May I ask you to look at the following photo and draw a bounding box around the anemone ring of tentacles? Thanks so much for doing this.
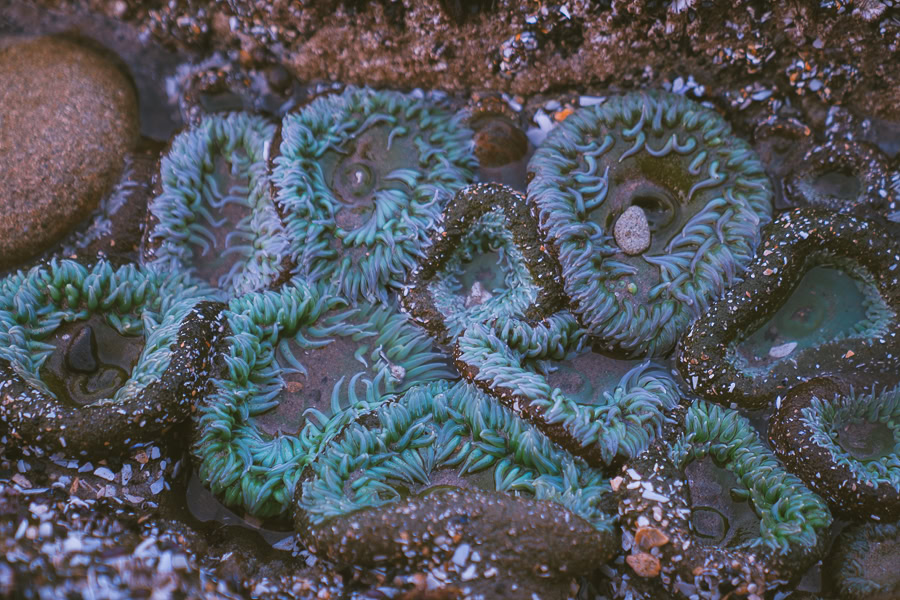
[527,91,773,357]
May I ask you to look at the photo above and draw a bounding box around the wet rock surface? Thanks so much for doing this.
[0,35,138,270]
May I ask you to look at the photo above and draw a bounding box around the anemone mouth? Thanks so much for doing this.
[145,112,287,298]
[527,91,773,358]
[0,259,220,457]
[193,285,455,518]
[770,378,900,520]
[454,318,682,467]
[293,379,618,573]
[273,87,477,303]
[39,313,144,408]
[678,208,900,410]
[616,400,832,599]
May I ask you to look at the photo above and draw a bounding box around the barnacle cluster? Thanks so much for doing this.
[0,259,223,457]
[528,91,773,357]
[770,378,900,521]
[616,400,832,599]
[145,112,288,297]
[273,87,478,303]
[193,283,452,518]
[678,208,900,409]
[294,379,618,589]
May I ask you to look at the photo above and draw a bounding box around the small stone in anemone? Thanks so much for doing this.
[293,380,619,591]
[193,284,454,518]
[678,208,900,409]
[273,87,478,303]
[613,205,652,255]
[527,91,773,357]
[0,259,223,458]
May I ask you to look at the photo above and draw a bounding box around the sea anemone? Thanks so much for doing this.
[0,258,223,458]
[144,112,288,297]
[401,182,566,343]
[455,321,682,467]
[273,87,478,303]
[678,208,900,409]
[784,139,895,216]
[769,378,900,521]
[293,379,618,588]
[615,400,832,599]
[825,520,900,600]
[527,90,773,357]
[752,114,814,210]
[193,282,455,518]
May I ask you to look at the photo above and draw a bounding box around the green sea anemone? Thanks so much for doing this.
[144,112,288,297]
[527,91,773,357]
[785,139,895,216]
[401,182,566,343]
[678,208,900,410]
[193,283,455,518]
[455,320,682,467]
[273,87,478,303]
[0,258,222,458]
[826,520,900,600]
[294,379,618,585]
[616,399,832,599]
[769,378,900,521]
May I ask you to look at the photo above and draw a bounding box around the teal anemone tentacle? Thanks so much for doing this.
[401,182,566,343]
[145,112,288,298]
[0,258,223,458]
[293,379,618,579]
[455,321,682,468]
[528,91,773,358]
[616,400,832,599]
[193,281,455,518]
[273,87,478,304]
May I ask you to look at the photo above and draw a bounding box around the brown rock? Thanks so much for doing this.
[626,552,661,578]
[0,35,138,270]
[634,527,670,551]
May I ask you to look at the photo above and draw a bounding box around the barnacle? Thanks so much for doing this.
[193,283,454,518]
[616,400,832,599]
[144,112,288,297]
[273,87,477,303]
[527,91,773,357]
[769,378,900,521]
[455,318,682,467]
[825,520,900,600]
[401,182,566,343]
[0,259,222,458]
[784,139,896,216]
[678,208,900,409]
[294,379,618,587]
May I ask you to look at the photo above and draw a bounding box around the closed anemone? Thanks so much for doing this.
[616,400,832,599]
[678,208,900,409]
[769,378,900,521]
[0,258,222,458]
[193,282,455,518]
[401,183,566,343]
[145,112,287,298]
[273,87,478,303]
[293,379,619,588]
[527,91,773,357]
